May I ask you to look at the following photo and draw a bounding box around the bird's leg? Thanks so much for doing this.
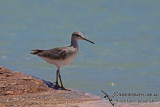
[58,69,71,91]
[58,69,64,89]
[54,69,60,88]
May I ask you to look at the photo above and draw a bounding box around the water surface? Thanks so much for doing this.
[0,0,160,101]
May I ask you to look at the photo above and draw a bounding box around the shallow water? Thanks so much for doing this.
[0,0,160,101]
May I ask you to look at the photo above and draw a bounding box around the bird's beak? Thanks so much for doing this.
[82,37,94,44]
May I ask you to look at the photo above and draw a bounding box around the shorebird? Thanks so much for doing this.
[30,31,94,90]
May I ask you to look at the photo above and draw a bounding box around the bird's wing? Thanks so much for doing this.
[37,47,67,60]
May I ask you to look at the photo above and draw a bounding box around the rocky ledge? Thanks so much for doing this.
[0,66,159,107]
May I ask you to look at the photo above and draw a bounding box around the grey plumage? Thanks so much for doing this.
[31,47,68,60]
[30,31,94,90]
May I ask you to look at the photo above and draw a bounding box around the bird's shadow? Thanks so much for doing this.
[42,79,56,89]
[32,76,60,90]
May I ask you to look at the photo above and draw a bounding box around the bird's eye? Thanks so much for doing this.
[75,35,79,37]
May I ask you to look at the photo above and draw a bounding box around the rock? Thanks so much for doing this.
[0,66,49,96]
[0,66,159,107]
[0,103,5,107]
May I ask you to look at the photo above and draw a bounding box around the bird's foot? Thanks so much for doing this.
[54,82,60,89]
[61,86,71,91]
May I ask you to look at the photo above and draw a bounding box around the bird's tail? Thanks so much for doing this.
[30,49,44,55]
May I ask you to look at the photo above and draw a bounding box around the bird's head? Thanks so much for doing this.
[72,31,94,44]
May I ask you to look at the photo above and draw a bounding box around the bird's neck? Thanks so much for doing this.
[71,38,79,49]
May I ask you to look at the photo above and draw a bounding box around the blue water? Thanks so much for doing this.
[0,0,160,101]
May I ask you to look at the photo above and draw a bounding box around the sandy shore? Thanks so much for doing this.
[0,66,159,107]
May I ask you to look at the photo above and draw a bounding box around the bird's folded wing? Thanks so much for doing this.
[38,47,67,60]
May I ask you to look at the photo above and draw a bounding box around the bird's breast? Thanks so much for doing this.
[40,52,78,68]
[62,52,78,65]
